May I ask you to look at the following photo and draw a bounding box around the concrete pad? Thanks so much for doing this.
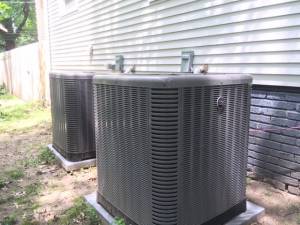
[85,192,114,225]
[225,201,265,225]
[85,192,265,225]
[48,144,96,172]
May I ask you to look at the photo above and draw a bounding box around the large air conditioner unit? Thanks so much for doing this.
[94,74,252,225]
[50,72,96,162]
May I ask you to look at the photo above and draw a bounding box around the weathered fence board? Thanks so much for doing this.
[0,43,48,101]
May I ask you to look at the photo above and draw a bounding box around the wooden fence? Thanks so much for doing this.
[0,43,49,102]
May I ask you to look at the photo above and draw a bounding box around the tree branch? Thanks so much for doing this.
[0,23,8,33]
[15,0,29,36]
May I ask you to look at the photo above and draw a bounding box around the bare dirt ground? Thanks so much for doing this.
[247,179,300,225]
[0,122,97,224]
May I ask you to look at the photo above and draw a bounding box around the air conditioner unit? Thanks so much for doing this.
[94,74,252,225]
[50,72,96,162]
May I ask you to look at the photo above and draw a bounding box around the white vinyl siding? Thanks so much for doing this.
[47,0,300,87]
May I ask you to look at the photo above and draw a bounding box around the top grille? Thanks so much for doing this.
[94,74,252,225]
[50,72,96,162]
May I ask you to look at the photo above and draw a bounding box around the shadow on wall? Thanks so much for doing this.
[248,86,300,195]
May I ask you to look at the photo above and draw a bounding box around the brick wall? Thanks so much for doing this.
[248,85,300,195]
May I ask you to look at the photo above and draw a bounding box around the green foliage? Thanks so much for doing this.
[25,183,41,196]
[0,178,5,188]
[0,214,17,225]
[20,218,39,225]
[0,196,14,205]
[23,156,39,168]
[52,198,101,225]
[0,1,37,51]
[24,146,56,168]
[0,102,32,122]
[0,84,9,96]
[0,2,12,21]
[113,217,126,225]
[5,168,24,180]
[0,97,50,133]
[16,2,37,47]
[15,182,41,208]
[37,147,56,165]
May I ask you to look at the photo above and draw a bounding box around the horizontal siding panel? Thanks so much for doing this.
[49,0,240,34]
[51,0,298,38]
[50,0,300,43]
[50,13,300,49]
[52,52,300,65]
[50,39,300,59]
[51,63,300,75]
[47,0,300,86]
[51,26,300,54]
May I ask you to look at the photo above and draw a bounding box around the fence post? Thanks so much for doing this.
[35,0,51,104]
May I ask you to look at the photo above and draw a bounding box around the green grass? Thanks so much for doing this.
[113,217,126,225]
[0,214,17,225]
[23,157,40,168]
[25,183,41,196]
[0,92,50,133]
[5,168,24,180]
[20,218,39,225]
[51,198,101,225]
[0,85,14,100]
[38,147,56,165]
[24,146,56,168]
[0,196,14,205]
[0,215,40,225]
[0,178,5,188]
[15,182,42,208]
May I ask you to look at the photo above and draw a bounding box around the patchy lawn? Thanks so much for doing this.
[0,90,299,225]
[0,91,98,225]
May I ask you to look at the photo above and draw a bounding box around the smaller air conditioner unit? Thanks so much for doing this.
[94,73,252,225]
[50,72,95,162]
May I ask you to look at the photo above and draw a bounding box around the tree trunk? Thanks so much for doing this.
[1,19,17,51]
[4,38,16,51]
[0,0,29,51]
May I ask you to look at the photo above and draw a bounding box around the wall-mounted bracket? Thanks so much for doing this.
[181,51,194,73]
[115,55,124,72]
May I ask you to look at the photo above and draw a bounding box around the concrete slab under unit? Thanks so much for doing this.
[85,192,265,225]
[225,201,265,225]
[48,144,96,172]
